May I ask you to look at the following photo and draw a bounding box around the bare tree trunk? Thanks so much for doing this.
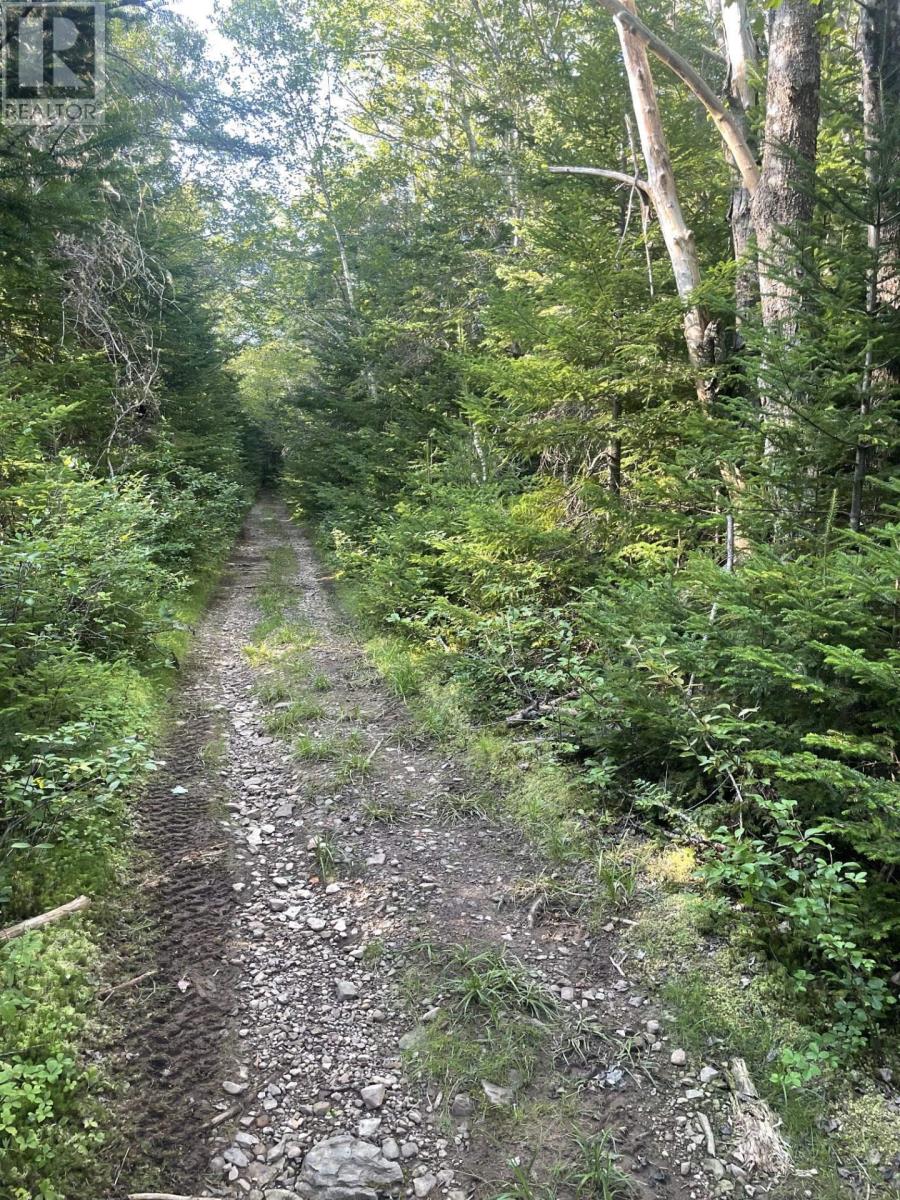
[851,0,900,529]
[719,0,759,331]
[330,215,357,311]
[612,0,712,381]
[314,162,379,405]
[447,49,480,163]
[751,0,820,352]
[720,0,757,111]
[596,0,759,194]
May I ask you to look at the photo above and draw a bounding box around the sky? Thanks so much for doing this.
[168,0,217,25]
[166,0,231,61]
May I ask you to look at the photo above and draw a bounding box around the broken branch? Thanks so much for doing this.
[697,1110,717,1157]
[98,968,157,1002]
[202,1101,242,1129]
[505,690,579,726]
[0,895,91,942]
[548,165,653,201]
[728,1057,792,1177]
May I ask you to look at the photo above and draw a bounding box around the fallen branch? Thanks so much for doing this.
[697,1110,717,1157]
[0,895,91,942]
[98,968,157,1002]
[128,1194,217,1199]
[609,953,629,979]
[202,1101,242,1129]
[505,691,579,726]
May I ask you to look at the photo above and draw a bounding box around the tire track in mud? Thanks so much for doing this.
[107,533,268,1192]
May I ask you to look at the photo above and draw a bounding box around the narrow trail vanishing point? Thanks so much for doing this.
[108,498,766,1200]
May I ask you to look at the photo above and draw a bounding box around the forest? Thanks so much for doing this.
[0,0,898,1198]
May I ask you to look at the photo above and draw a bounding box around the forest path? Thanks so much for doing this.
[114,497,724,1200]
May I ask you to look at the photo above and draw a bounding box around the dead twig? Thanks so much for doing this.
[0,895,91,942]
[112,1145,129,1191]
[697,1110,717,1157]
[609,953,629,979]
[98,969,157,1003]
[202,1102,242,1129]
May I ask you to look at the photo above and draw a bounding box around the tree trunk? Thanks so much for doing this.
[719,0,759,331]
[720,0,757,111]
[751,0,820,352]
[612,0,712,379]
[596,0,759,194]
[314,162,380,405]
[850,0,900,529]
[609,395,622,494]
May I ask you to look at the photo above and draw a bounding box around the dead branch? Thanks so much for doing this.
[202,1101,242,1129]
[127,1194,217,1199]
[697,1110,717,1156]
[98,968,157,1002]
[505,691,579,726]
[548,165,653,201]
[0,895,91,942]
[57,215,172,469]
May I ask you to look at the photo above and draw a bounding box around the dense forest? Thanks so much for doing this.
[1,0,898,1198]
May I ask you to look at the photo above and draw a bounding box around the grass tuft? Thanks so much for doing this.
[309,834,344,880]
[262,696,326,736]
[422,942,556,1021]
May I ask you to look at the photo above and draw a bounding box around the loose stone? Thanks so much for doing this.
[360,1083,386,1109]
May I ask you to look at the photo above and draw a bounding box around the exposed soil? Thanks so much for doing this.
[106,499,770,1200]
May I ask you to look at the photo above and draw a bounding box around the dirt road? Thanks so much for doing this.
[110,499,740,1200]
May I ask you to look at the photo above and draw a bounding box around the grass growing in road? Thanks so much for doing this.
[566,1132,636,1199]
[309,834,344,880]
[361,795,403,823]
[403,942,558,1116]
[262,696,326,735]
[435,789,494,823]
[593,847,641,913]
[293,733,341,762]
[490,1132,635,1200]
[410,1015,548,1097]
[425,943,557,1021]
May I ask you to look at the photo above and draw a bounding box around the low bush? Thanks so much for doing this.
[0,930,100,1200]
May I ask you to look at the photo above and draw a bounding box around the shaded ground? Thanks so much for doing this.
[107,499,772,1200]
